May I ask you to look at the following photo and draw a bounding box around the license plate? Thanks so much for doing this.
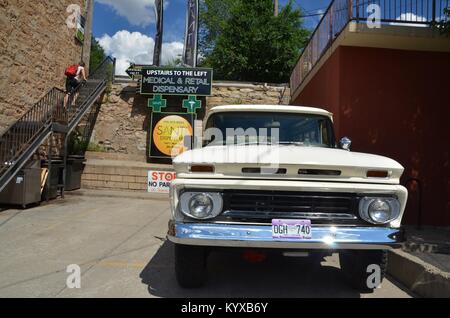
[272,219,312,240]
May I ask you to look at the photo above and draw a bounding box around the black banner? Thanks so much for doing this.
[153,0,164,66]
[140,67,213,96]
[183,0,199,67]
[0,298,421,316]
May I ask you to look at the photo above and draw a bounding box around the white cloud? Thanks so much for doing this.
[98,30,184,75]
[389,12,428,27]
[96,0,158,27]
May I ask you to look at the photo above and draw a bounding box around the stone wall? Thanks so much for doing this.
[208,82,290,109]
[0,0,87,134]
[89,81,290,160]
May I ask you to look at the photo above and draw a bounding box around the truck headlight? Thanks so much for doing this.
[179,192,223,220]
[359,197,400,225]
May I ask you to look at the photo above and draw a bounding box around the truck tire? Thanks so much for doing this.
[175,244,207,288]
[339,250,388,293]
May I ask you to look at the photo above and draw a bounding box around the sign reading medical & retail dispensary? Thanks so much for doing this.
[140,67,213,96]
[129,66,211,165]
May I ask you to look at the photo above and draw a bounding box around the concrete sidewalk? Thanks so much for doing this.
[0,192,412,298]
[69,189,450,297]
[2,187,447,297]
[387,226,450,298]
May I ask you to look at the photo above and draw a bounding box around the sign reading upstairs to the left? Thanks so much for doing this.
[126,64,146,79]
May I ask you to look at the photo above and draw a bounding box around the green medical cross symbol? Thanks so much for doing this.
[148,94,167,112]
[182,95,202,114]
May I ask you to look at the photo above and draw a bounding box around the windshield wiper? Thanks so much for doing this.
[234,141,271,146]
[206,141,309,146]
[235,141,306,146]
[276,141,305,146]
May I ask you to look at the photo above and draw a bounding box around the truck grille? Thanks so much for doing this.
[220,190,362,225]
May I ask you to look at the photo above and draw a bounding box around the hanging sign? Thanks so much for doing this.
[183,0,200,67]
[141,67,213,96]
[153,0,164,67]
[75,14,86,43]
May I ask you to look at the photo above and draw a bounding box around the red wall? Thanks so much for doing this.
[293,46,450,227]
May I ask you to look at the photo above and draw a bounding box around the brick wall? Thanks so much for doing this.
[0,0,88,134]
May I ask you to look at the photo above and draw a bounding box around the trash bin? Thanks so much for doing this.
[0,161,42,208]
[41,160,64,201]
[65,156,86,191]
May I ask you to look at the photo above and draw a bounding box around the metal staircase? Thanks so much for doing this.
[0,57,115,196]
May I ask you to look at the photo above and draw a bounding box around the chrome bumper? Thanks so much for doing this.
[167,222,404,250]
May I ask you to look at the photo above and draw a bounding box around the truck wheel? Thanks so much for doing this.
[339,250,388,293]
[175,244,207,288]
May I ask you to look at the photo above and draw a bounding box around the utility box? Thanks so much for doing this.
[0,162,42,208]
[41,159,64,201]
[45,165,61,200]
[65,156,86,191]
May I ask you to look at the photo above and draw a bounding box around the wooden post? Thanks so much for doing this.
[274,0,279,17]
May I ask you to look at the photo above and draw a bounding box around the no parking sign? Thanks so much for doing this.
[148,171,177,194]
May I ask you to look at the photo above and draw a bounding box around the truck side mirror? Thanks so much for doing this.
[340,137,352,151]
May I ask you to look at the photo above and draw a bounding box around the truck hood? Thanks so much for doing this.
[173,145,405,184]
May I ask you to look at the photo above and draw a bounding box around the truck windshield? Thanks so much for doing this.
[204,112,336,148]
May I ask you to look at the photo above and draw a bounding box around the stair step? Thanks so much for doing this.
[52,123,69,133]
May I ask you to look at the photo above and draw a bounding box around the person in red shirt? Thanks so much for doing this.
[64,61,87,108]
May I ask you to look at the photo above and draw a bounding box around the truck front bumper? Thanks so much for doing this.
[167,221,404,250]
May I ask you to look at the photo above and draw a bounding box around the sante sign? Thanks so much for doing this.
[140,67,213,96]
[149,112,194,159]
[148,171,177,194]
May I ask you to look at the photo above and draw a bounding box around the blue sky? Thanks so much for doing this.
[93,0,332,74]
[93,0,332,40]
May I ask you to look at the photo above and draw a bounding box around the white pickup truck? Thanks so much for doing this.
[168,105,407,292]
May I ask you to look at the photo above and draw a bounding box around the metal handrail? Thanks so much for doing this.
[89,56,116,81]
[290,0,449,95]
[0,88,65,173]
[0,56,115,191]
